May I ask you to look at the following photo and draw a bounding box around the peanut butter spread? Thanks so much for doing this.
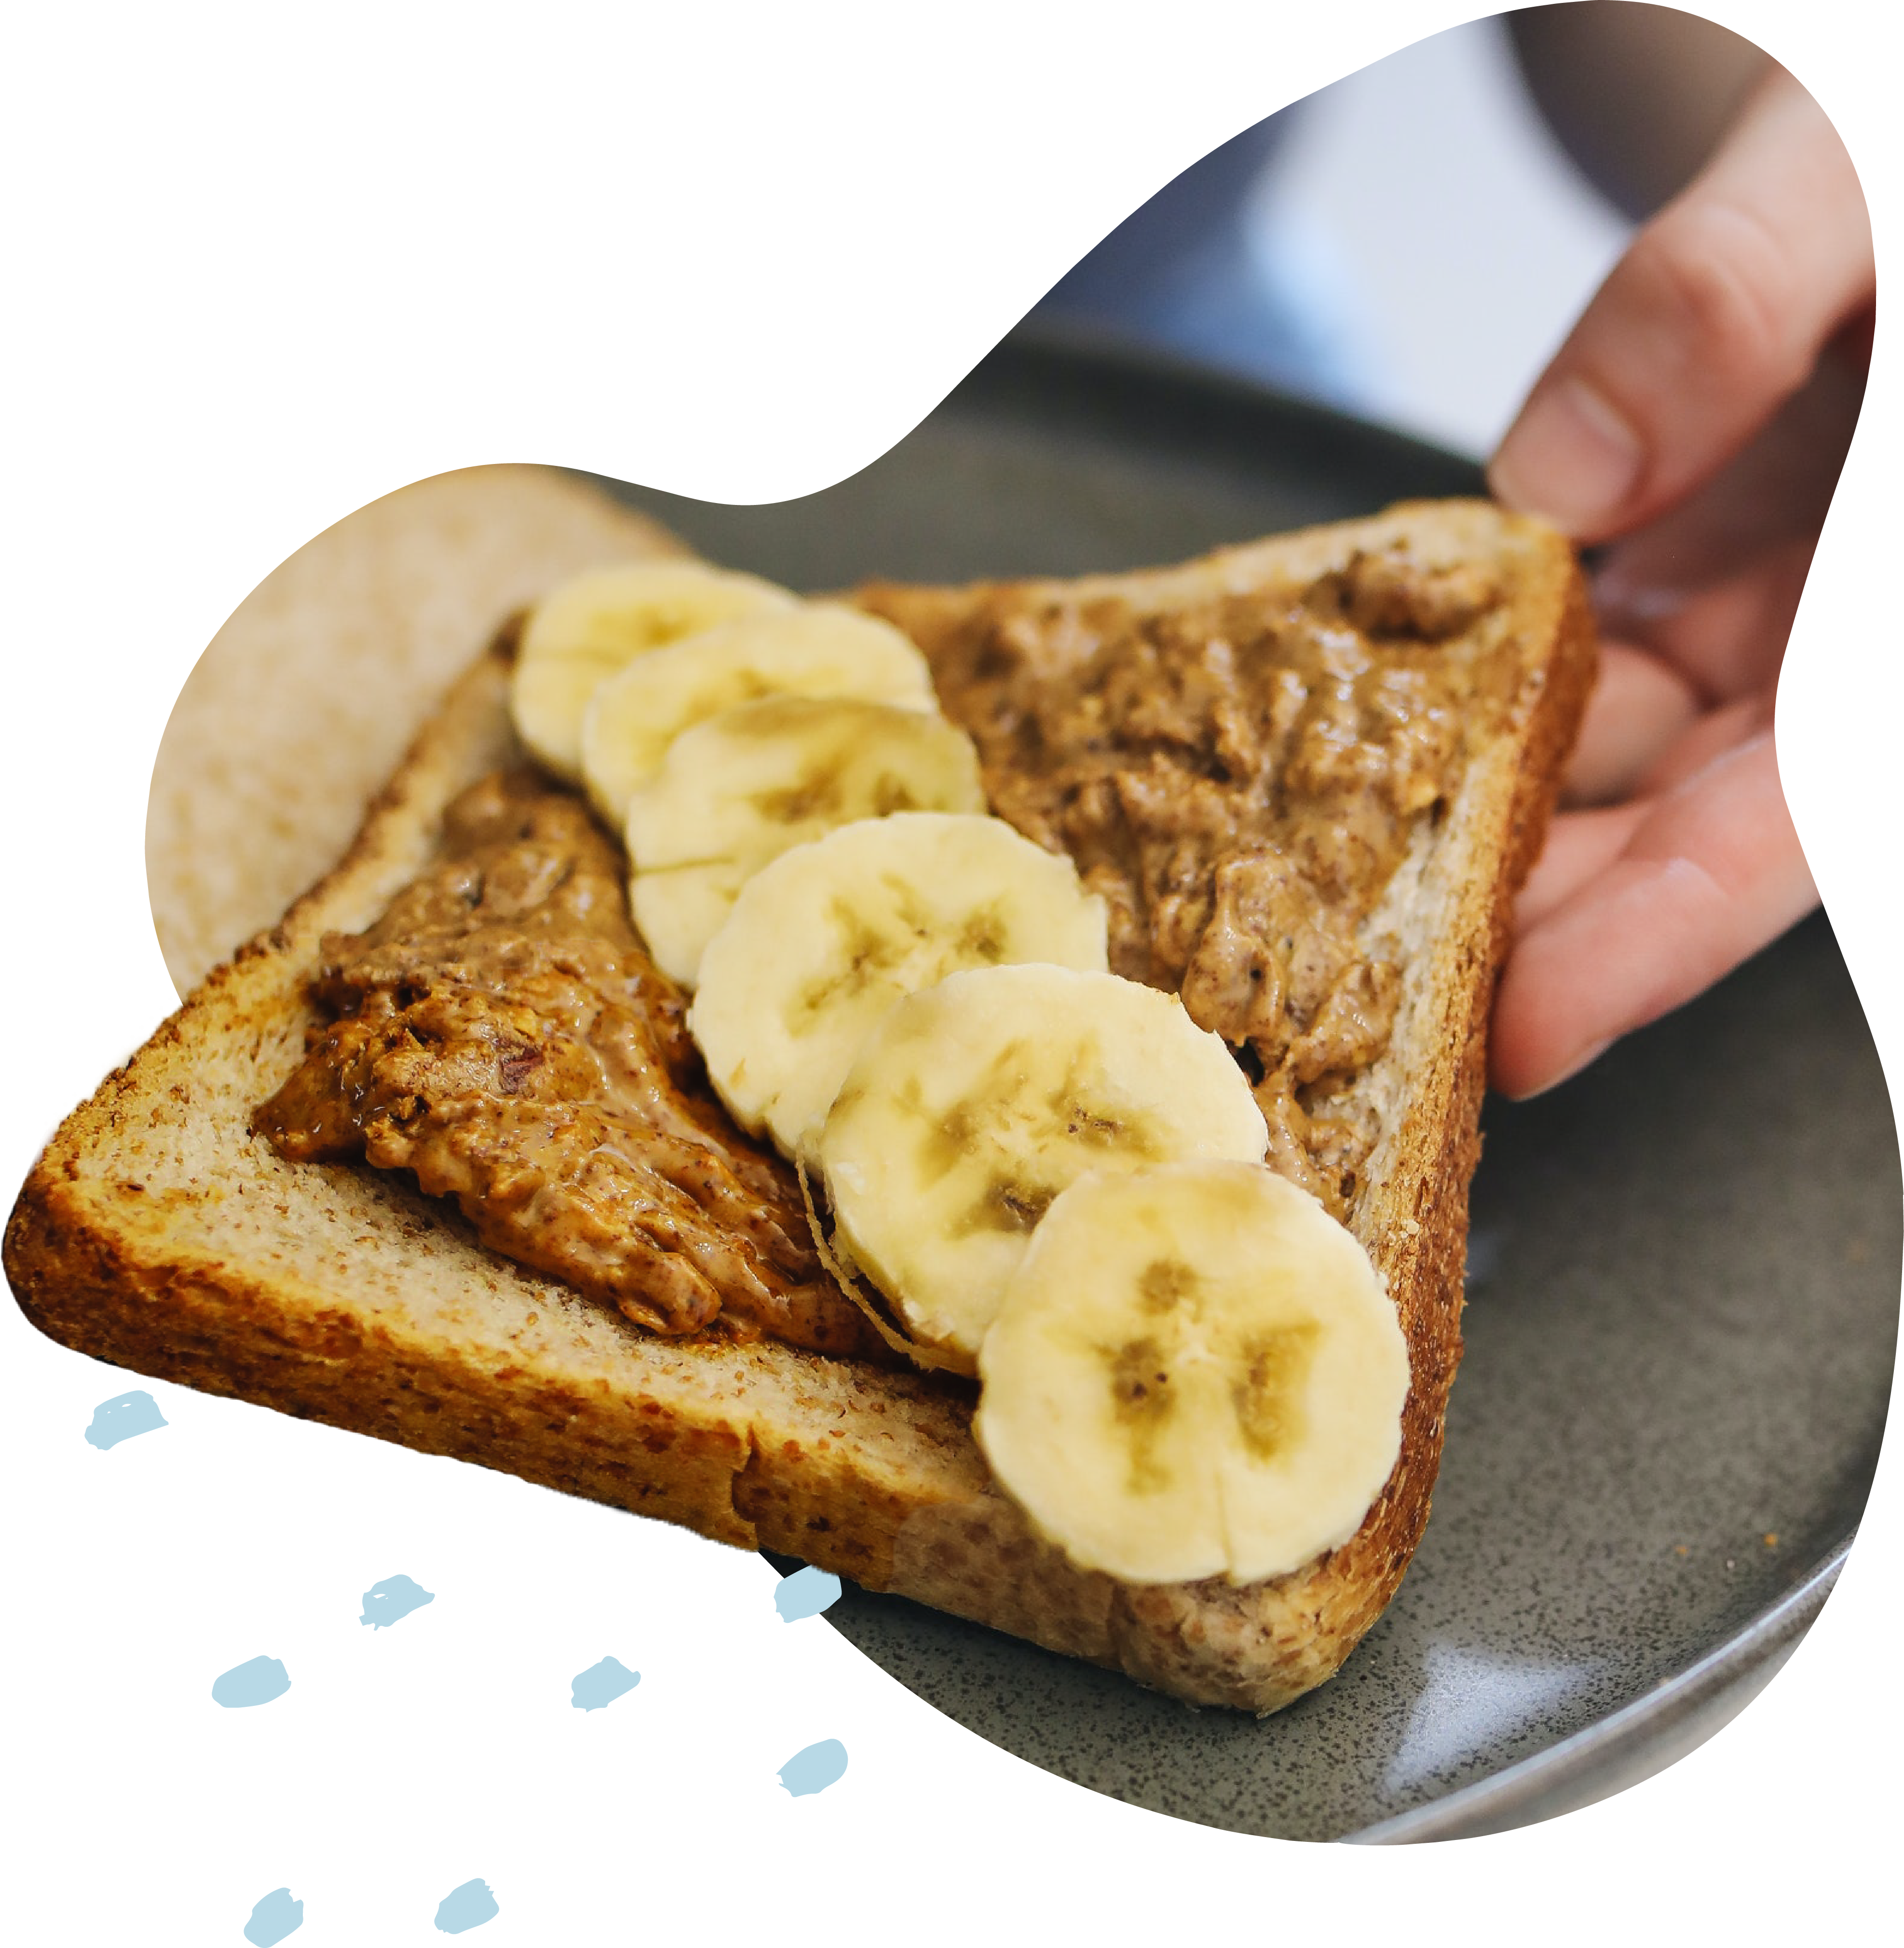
[255,543,1509,1349]
[254,771,875,1357]
[862,547,1509,1212]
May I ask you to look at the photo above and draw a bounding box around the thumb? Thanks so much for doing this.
[1488,69,1872,545]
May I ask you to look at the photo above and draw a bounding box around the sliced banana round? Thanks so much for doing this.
[628,695,988,986]
[689,814,1108,1163]
[579,603,937,827]
[817,964,1268,1368]
[975,1161,1408,1586]
[510,561,797,782]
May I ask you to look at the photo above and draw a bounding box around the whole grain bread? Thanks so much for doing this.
[7,496,1593,1714]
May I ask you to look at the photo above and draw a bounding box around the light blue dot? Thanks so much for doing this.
[243,1886,304,1944]
[570,1656,640,1711]
[212,1656,291,1709]
[774,1566,843,1622]
[360,1575,435,1629]
[84,1390,167,1449]
[778,1739,848,1797]
[435,1879,499,1934]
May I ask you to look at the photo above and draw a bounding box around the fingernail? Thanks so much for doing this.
[1503,1035,1613,1103]
[1490,378,1645,537]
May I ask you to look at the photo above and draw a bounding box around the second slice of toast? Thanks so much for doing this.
[6,499,1594,1713]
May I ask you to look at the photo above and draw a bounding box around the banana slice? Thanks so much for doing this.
[975,1161,1408,1586]
[580,603,937,827]
[689,814,1108,1163]
[510,561,796,781]
[817,964,1268,1368]
[628,696,988,986]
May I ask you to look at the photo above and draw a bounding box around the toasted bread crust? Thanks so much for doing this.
[6,500,1594,1712]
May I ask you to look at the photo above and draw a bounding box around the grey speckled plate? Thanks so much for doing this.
[592,328,1901,1843]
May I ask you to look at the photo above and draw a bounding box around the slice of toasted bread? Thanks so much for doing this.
[6,498,1593,1714]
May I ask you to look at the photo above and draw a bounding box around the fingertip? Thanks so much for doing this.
[1492,1035,1614,1103]
[1487,855,1726,1103]
[1489,376,1646,540]
[1559,646,1703,807]
[1517,803,1649,926]
[1491,754,1818,1105]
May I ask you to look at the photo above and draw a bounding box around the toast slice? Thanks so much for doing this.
[6,498,1594,1714]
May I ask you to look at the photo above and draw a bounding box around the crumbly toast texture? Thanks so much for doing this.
[9,498,1594,1714]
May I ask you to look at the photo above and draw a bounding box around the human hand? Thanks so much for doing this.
[1484,68,1873,1099]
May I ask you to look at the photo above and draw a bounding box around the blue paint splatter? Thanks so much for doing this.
[243,1886,304,1944]
[212,1656,291,1708]
[570,1656,640,1711]
[360,1575,435,1629]
[84,1390,166,1449]
[777,1739,848,1797]
[435,1879,499,1933]
[774,1565,843,1621]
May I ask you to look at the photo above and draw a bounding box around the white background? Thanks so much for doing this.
[0,2,1896,1940]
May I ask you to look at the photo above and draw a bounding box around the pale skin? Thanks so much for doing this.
[1484,49,1873,1098]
